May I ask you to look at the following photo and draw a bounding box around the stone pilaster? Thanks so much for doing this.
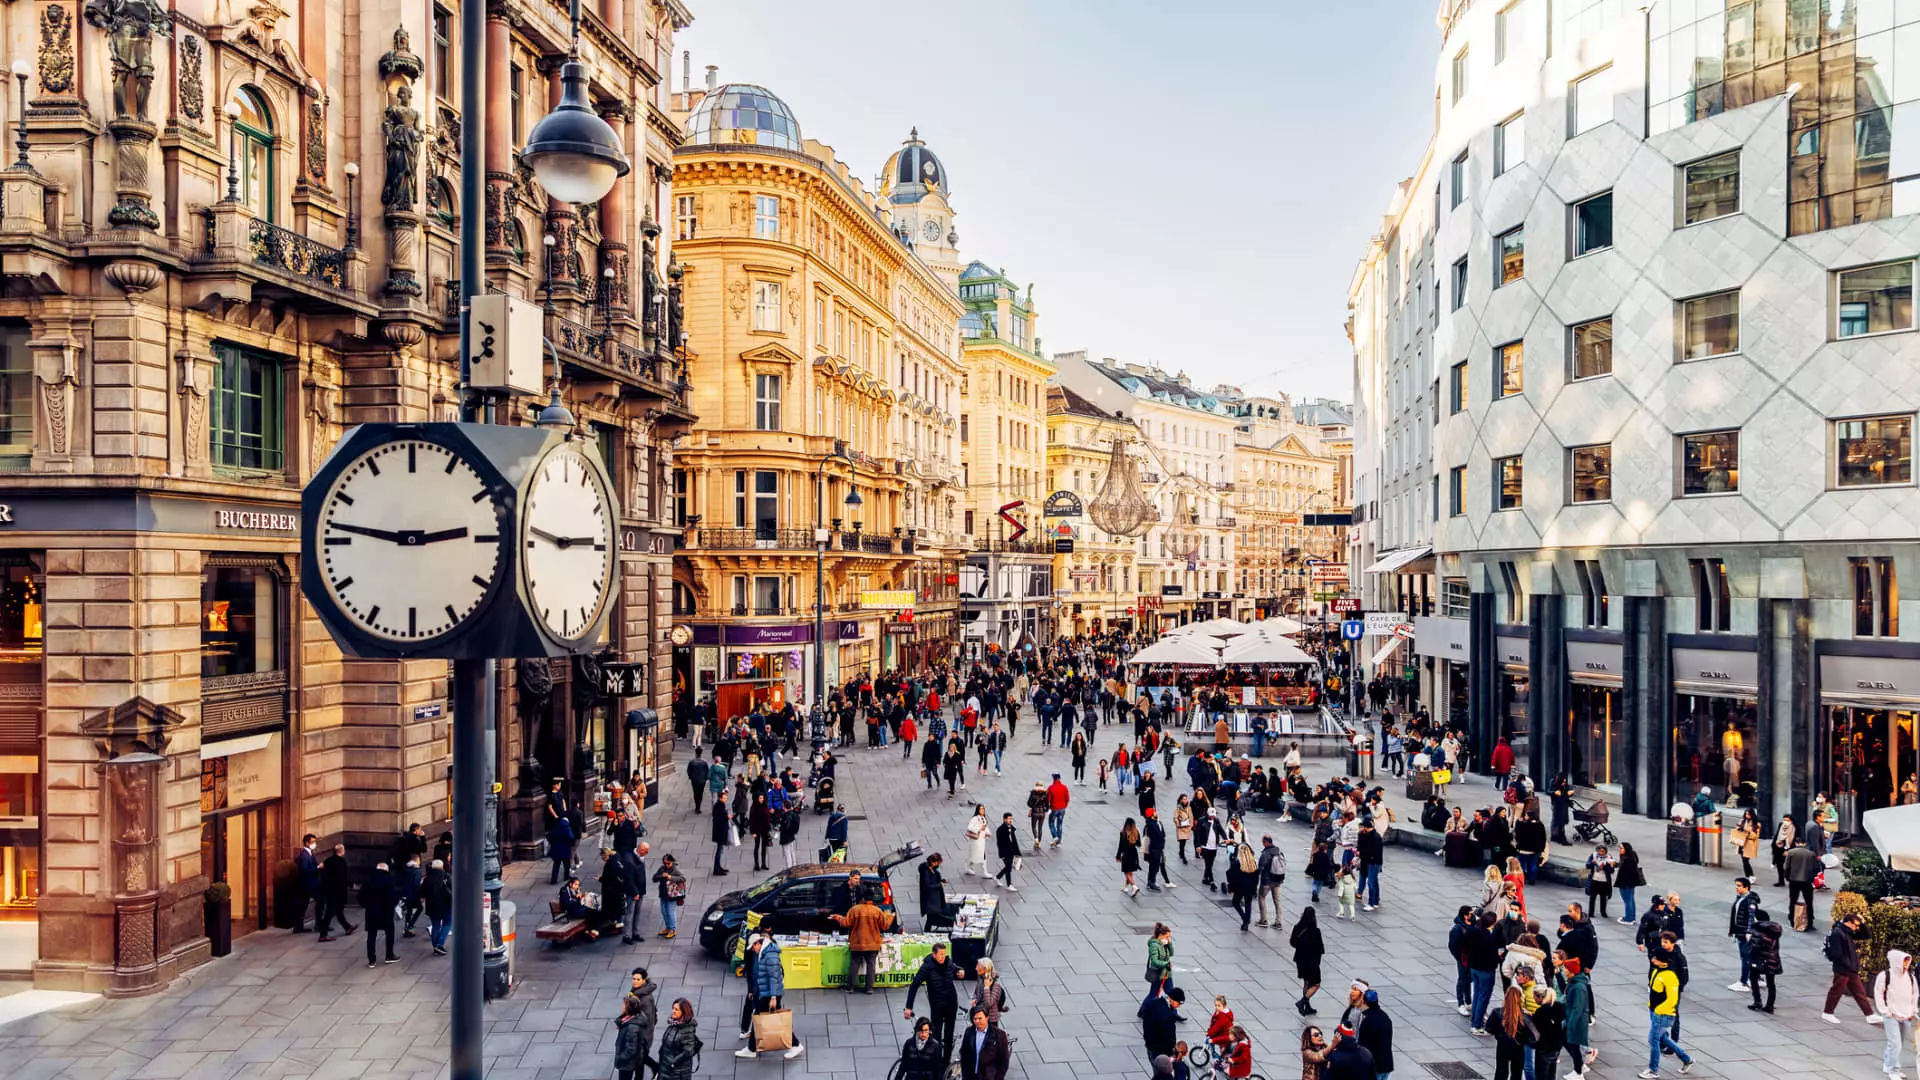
[26,320,84,473]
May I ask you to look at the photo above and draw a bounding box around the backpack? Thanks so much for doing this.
[1824,928,1845,963]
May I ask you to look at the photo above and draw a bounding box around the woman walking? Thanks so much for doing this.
[970,957,1010,1025]
[748,793,772,872]
[964,805,990,877]
[613,993,651,1080]
[653,999,703,1080]
[1733,809,1762,879]
[1146,922,1174,993]
[1197,808,1221,892]
[1770,814,1796,887]
[1615,841,1645,924]
[1290,906,1325,1015]
[1582,845,1616,920]
[1485,985,1534,1080]
[1117,817,1144,897]
[1227,842,1259,931]
[898,1016,945,1080]
[1071,731,1090,785]
[1174,796,1195,865]
[1559,956,1593,1077]
[943,737,966,798]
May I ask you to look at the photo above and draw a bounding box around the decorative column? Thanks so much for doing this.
[377,28,425,298]
[174,346,214,480]
[85,0,168,229]
[26,321,85,472]
[484,2,514,258]
[597,104,631,319]
[33,2,84,116]
[539,57,580,293]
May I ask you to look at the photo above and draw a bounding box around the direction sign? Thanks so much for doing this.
[1341,620,1364,641]
[1363,612,1401,636]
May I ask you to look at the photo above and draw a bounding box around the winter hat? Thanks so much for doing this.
[1561,957,1582,976]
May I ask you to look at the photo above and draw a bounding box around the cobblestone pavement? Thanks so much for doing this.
[0,719,1894,1080]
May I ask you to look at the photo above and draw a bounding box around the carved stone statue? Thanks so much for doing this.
[381,85,423,212]
[105,765,153,844]
[665,271,685,355]
[84,0,169,121]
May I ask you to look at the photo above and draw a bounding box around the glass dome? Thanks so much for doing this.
[881,128,948,204]
[683,84,802,151]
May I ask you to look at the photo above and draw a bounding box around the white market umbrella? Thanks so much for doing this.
[1251,615,1305,635]
[1863,804,1920,872]
[1218,633,1317,666]
[1127,636,1222,667]
[1171,618,1249,640]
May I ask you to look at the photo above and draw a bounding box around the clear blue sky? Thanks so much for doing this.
[679,1,1440,403]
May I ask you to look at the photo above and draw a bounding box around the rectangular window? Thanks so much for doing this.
[752,575,781,616]
[1569,444,1611,503]
[1495,1,1523,64]
[1569,316,1613,379]
[813,297,825,345]
[211,343,284,473]
[1495,341,1523,398]
[752,281,782,332]
[1573,191,1613,255]
[1496,226,1524,286]
[1836,261,1915,339]
[672,469,688,526]
[959,414,969,443]
[201,563,280,678]
[1449,360,1468,414]
[432,7,452,101]
[1570,66,1610,136]
[753,472,777,540]
[1680,430,1740,496]
[1681,290,1740,360]
[753,195,780,240]
[509,64,523,147]
[1495,113,1526,175]
[1495,455,1523,510]
[1835,415,1914,487]
[1451,257,1469,311]
[674,194,698,241]
[1683,151,1741,225]
[1443,578,1471,618]
[1452,47,1469,104]
[753,373,782,431]
[1449,464,1466,515]
[0,327,32,465]
[1450,151,1468,209]
[733,470,746,527]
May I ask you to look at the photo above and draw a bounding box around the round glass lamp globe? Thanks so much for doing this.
[530,155,620,205]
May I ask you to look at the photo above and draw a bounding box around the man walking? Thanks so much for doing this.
[1784,839,1820,931]
[993,812,1021,892]
[1356,818,1384,911]
[1822,912,1885,1025]
[687,748,710,812]
[625,967,660,1080]
[316,841,354,940]
[292,834,321,932]
[1356,989,1395,1080]
[905,941,965,1064]
[1046,773,1069,849]
[1728,877,1759,991]
[1256,834,1286,928]
[1641,948,1694,1078]
[360,860,400,967]
[422,857,452,956]
[1143,806,1169,892]
[711,789,733,876]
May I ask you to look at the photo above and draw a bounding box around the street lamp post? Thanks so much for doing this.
[813,448,857,707]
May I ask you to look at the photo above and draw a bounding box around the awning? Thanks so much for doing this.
[200,732,273,760]
[1368,638,1404,670]
[1864,804,1920,871]
[1363,546,1433,575]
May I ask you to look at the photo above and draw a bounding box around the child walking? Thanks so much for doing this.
[1098,758,1110,792]
[1334,865,1358,919]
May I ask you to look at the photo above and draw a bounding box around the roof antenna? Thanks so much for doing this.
[681,50,689,94]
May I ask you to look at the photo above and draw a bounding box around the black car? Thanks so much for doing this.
[697,842,923,956]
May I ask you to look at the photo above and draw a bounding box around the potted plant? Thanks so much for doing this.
[204,880,232,957]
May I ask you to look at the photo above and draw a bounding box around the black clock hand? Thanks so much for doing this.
[529,527,600,549]
[416,527,471,544]
[329,522,409,543]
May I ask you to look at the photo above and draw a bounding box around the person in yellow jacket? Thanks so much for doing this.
[1641,951,1694,1078]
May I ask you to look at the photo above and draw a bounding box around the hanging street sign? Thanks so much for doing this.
[1043,490,1084,517]
[1341,620,1365,641]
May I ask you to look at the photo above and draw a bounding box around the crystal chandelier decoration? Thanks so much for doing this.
[1164,488,1200,559]
[1088,438,1156,537]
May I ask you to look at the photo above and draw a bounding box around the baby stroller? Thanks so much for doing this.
[814,774,837,815]
[1570,796,1617,846]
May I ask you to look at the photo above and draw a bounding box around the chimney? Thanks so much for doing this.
[705,65,718,91]
[682,50,690,94]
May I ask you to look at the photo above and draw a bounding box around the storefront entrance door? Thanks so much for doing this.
[1829,706,1920,836]
[199,802,276,934]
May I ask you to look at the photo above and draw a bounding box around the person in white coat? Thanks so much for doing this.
[1876,949,1919,1080]
[964,804,991,877]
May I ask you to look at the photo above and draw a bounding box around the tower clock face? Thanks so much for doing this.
[923,218,942,241]
[520,442,618,642]
[316,438,507,643]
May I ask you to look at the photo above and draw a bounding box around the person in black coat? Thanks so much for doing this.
[422,859,453,955]
[359,862,399,967]
[1143,809,1170,892]
[1138,986,1183,1060]
[1137,770,1157,814]
[1480,809,1513,867]
[993,813,1021,890]
[898,1017,947,1080]
[920,855,958,931]
[1291,906,1325,1015]
[1355,991,1394,1076]
[1324,1028,1376,1080]
[710,791,732,875]
[904,941,965,1064]
[1556,912,1598,977]
[599,850,630,938]
[686,748,710,812]
[317,842,354,939]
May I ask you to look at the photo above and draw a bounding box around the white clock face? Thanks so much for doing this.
[318,439,506,642]
[923,218,942,241]
[521,444,617,641]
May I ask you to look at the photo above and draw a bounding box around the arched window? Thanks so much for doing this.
[426,177,456,229]
[510,221,529,266]
[230,87,275,222]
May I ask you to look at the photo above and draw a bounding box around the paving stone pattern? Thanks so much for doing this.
[0,716,1895,1079]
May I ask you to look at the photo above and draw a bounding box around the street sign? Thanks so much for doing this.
[1363,612,1400,636]
[860,589,916,609]
[1053,538,1074,554]
[1330,598,1361,614]
[1393,623,1416,640]
[1341,620,1364,641]
[1043,490,1084,517]
[598,661,645,697]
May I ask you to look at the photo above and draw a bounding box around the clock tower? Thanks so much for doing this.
[880,127,962,290]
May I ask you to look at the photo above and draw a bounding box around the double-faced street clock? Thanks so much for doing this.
[301,423,618,659]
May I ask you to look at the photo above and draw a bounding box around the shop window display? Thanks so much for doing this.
[1828,706,1920,835]
[1569,684,1621,788]
[1672,694,1758,801]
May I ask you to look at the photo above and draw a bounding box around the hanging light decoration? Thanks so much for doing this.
[1164,488,1200,559]
[1088,438,1156,537]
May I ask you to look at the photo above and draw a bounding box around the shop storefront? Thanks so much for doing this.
[0,556,41,946]
[1670,646,1761,803]
[1414,615,1468,729]
[1817,649,1920,837]
[1496,632,1531,764]
[687,621,868,712]
[198,732,283,937]
[1565,639,1624,791]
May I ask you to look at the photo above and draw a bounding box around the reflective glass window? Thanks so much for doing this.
[1682,290,1741,359]
[1496,456,1523,510]
[1496,341,1524,398]
[1570,445,1612,503]
[1835,414,1914,487]
[1836,261,1914,337]
[1680,430,1741,495]
[1574,192,1613,255]
[1571,317,1613,379]
[1496,227,1524,286]
[1684,152,1742,224]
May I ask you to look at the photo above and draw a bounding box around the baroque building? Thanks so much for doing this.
[1045,384,1147,637]
[667,80,966,709]
[0,0,693,991]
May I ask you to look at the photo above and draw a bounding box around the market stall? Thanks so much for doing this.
[730,893,1001,987]
[946,893,999,976]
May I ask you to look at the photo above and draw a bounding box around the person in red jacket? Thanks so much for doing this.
[1205,995,1235,1054]
[1046,773,1070,848]
[1221,1025,1253,1079]
[1490,737,1516,790]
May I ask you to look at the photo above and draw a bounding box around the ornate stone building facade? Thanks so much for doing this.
[0,0,693,992]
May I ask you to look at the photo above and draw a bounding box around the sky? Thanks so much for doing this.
[678,0,1441,404]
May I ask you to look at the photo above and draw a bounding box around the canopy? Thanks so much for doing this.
[1126,636,1223,667]
[1217,633,1317,666]
[1863,804,1920,871]
[1251,615,1305,635]
[1169,618,1250,640]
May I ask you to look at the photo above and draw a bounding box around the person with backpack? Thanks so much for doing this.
[1642,949,1693,1078]
[1876,949,1919,1079]
[1822,912,1884,1025]
[1746,908,1783,1013]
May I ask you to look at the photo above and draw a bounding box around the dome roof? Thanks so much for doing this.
[881,127,948,204]
[683,84,801,151]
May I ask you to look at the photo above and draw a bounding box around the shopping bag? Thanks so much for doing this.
[1793,900,1812,931]
[1431,768,1453,785]
[752,1008,795,1051]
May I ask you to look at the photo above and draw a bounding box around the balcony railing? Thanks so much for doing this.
[861,534,894,555]
[1218,516,1239,527]
[553,314,608,358]
[975,537,1055,555]
[249,218,345,289]
[694,528,816,550]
